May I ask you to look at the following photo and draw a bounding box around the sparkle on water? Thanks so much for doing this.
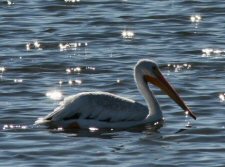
[64,0,80,3]
[89,127,99,132]
[6,0,14,5]
[202,48,225,57]
[190,14,202,23]
[26,41,87,51]
[66,68,72,74]
[59,42,87,51]
[57,127,64,131]
[59,80,63,86]
[121,30,135,39]
[58,78,83,86]
[14,79,23,83]
[26,40,42,51]
[219,93,225,102]
[3,124,28,130]
[0,67,6,73]
[66,66,95,74]
[46,90,63,101]
[185,111,192,128]
[167,63,191,72]
[69,79,82,85]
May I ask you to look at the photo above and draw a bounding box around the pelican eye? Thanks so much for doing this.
[152,66,157,70]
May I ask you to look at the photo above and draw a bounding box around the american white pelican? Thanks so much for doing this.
[35,59,196,129]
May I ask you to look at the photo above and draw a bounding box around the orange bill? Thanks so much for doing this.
[144,68,196,120]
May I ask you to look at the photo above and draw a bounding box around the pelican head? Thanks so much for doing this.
[135,59,196,120]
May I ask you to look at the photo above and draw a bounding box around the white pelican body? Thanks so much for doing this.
[35,59,196,129]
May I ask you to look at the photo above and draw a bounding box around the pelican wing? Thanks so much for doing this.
[41,92,148,124]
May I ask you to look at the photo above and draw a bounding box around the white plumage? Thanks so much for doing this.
[35,59,196,129]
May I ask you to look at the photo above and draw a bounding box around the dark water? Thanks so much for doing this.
[1,0,225,166]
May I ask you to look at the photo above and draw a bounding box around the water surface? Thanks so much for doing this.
[1,0,225,166]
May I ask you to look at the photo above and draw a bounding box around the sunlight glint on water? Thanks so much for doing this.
[46,90,63,101]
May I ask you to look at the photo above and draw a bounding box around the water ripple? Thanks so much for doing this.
[1,0,225,166]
